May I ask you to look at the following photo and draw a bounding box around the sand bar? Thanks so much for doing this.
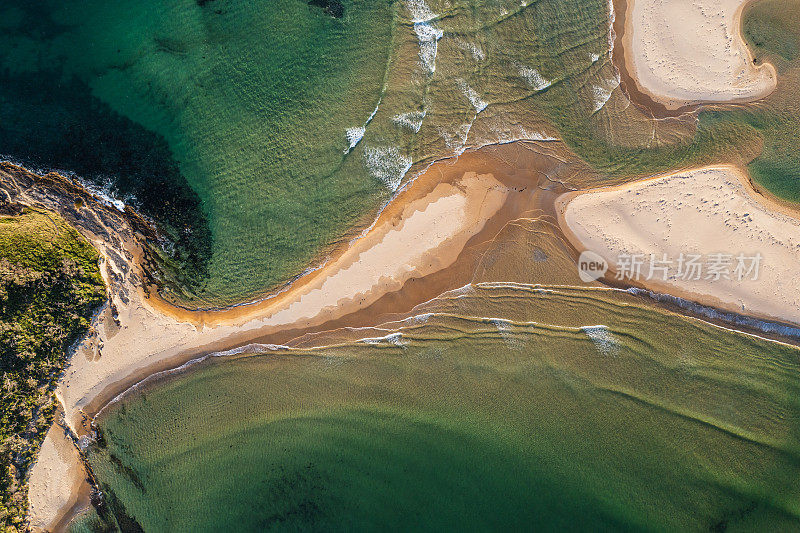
[21,165,508,530]
[561,165,800,326]
[11,140,592,529]
[622,0,777,109]
[54,171,508,432]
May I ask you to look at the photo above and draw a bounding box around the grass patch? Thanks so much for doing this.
[0,208,105,531]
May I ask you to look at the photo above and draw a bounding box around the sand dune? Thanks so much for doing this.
[623,0,777,109]
[561,165,800,326]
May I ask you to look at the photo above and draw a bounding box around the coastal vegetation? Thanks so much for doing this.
[0,207,104,531]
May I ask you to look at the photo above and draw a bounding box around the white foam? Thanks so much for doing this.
[527,131,559,141]
[363,145,413,191]
[407,312,433,324]
[406,0,442,74]
[446,283,475,297]
[360,332,406,346]
[489,318,522,349]
[478,118,559,146]
[518,65,552,91]
[80,178,127,212]
[392,110,426,133]
[344,100,382,154]
[626,287,800,340]
[405,0,436,22]
[438,121,474,156]
[458,80,488,113]
[591,53,600,63]
[415,22,443,73]
[345,127,366,151]
[591,73,620,113]
[607,0,616,54]
[581,325,620,356]
[456,39,486,61]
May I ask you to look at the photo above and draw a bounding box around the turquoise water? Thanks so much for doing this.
[1,0,799,304]
[0,0,396,304]
[0,0,619,305]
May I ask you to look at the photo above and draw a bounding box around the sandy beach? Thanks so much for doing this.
[15,139,600,530]
[21,152,800,529]
[560,165,800,326]
[27,420,87,533]
[52,171,508,434]
[16,145,547,530]
[621,0,777,110]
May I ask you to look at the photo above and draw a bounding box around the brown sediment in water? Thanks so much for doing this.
[152,143,584,323]
[78,140,599,424]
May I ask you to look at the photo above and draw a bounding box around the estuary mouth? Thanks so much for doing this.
[4,0,800,531]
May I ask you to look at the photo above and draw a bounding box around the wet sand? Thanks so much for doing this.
[77,141,589,424]
[18,140,595,530]
[559,164,800,326]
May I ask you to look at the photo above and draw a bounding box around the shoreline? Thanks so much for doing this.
[21,139,590,531]
[612,0,777,117]
[77,140,586,426]
[24,150,800,531]
[557,163,800,328]
[611,0,697,118]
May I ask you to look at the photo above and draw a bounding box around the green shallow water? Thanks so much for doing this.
[77,288,800,531]
[0,0,396,304]
[1,0,798,304]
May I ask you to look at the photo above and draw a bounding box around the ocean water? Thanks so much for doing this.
[78,285,800,531]
[0,0,627,305]
[0,0,396,305]
[67,164,800,530]
[0,0,798,305]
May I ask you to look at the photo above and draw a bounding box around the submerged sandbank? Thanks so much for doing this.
[560,165,800,326]
[620,0,776,110]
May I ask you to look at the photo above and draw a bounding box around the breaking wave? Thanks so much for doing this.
[457,80,488,113]
[581,325,620,356]
[364,145,413,191]
[392,110,427,133]
[518,65,552,91]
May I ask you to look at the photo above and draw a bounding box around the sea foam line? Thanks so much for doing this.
[344,98,382,154]
[392,110,427,133]
[1,157,131,212]
[518,65,552,91]
[406,0,443,74]
[457,80,488,113]
[626,288,800,341]
[581,324,620,356]
[363,145,413,191]
[592,72,620,113]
